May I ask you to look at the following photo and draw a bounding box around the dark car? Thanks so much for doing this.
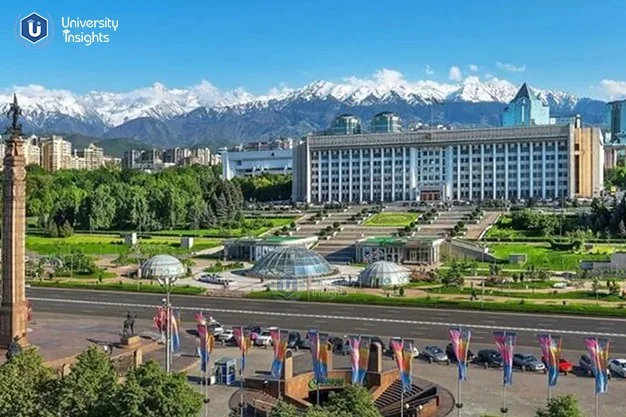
[446,343,475,363]
[579,355,611,378]
[329,336,351,355]
[297,337,311,350]
[287,331,302,350]
[476,349,503,368]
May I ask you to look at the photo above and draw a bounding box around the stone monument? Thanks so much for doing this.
[0,94,29,348]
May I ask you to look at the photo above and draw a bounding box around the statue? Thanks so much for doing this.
[5,94,23,136]
[5,336,23,360]
[122,311,137,337]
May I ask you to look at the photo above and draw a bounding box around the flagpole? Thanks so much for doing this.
[457,378,463,417]
[316,383,320,406]
[400,388,404,417]
[500,385,508,417]
[240,356,245,417]
[595,393,599,417]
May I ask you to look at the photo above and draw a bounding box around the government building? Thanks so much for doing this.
[292,86,604,204]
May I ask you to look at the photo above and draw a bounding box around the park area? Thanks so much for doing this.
[363,212,418,227]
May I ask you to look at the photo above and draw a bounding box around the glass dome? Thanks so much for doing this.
[248,247,336,279]
[358,261,410,288]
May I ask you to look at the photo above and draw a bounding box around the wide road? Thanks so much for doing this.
[28,287,626,354]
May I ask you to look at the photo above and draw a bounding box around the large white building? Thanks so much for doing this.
[221,148,293,180]
[292,123,604,203]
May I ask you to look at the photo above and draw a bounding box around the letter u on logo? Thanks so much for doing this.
[20,13,48,44]
[28,20,41,37]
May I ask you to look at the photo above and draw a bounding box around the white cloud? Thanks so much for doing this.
[599,79,626,100]
[448,66,462,82]
[469,64,479,72]
[425,65,435,76]
[496,61,526,72]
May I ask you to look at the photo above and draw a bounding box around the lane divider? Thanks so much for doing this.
[30,297,626,338]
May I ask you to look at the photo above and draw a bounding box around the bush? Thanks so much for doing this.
[290,222,296,228]
[332,222,340,229]
[457,221,465,229]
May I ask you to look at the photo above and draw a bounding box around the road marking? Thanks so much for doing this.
[30,297,626,339]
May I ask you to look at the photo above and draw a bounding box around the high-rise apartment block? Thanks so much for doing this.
[42,136,72,172]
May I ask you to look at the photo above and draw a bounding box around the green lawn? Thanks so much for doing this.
[429,286,624,301]
[247,291,626,317]
[29,279,205,295]
[150,217,297,238]
[487,243,611,271]
[363,213,418,227]
[26,234,221,256]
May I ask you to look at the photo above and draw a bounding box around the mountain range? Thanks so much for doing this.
[0,75,608,148]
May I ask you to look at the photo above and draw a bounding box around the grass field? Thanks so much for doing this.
[26,234,221,256]
[487,243,611,271]
[29,279,205,295]
[150,217,297,238]
[363,213,418,227]
[247,291,626,317]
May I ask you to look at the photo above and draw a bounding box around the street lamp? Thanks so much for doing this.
[141,254,184,374]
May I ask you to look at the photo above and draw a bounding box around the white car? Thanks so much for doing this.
[217,329,234,343]
[208,320,224,336]
[609,358,626,377]
[254,330,273,348]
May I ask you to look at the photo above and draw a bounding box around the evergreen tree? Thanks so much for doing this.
[536,395,583,417]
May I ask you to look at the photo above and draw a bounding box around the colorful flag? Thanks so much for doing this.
[585,337,610,394]
[233,326,253,372]
[537,334,561,387]
[308,330,320,381]
[170,310,181,352]
[401,339,414,392]
[348,335,361,384]
[318,332,330,383]
[390,337,410,391]
[493,331,517,386]
[357,336,371,384]
[270,329,289,379]
[449,328,471,381]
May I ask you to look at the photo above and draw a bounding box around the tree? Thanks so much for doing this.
[323,385,382,417]
[0,348,55,417]
[52,346,119,417]
[112,361,203,417]
[536,395,583,417]
[270,401,299,417]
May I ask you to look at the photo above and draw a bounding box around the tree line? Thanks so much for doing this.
[0,347,203,417]
[9,165,249,235]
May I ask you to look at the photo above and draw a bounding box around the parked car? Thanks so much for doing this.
[446,343,475,363]
[287,331,302,350]
[609,358,626,378]
[246,325,262,342]
[421,346,450,364]
[217,329,234,343]
[297,337,311,350]
[513,353,546,372]
[476,349,503,368]
[208,321,224,336]
[254,330,272,348]
[543,356,573,375]
[579,354,607,377]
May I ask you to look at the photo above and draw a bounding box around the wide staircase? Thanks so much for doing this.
[374,380,439,417]
[414,208,472,237]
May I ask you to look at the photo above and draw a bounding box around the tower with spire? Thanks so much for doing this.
[502,83,551,127]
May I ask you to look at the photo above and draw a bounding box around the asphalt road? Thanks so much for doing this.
[27,287,626,354]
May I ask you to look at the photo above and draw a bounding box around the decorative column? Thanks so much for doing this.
[0,95,29,348]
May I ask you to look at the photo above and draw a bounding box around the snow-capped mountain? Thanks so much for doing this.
[0,74,607,146]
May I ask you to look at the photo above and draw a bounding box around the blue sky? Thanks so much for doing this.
[2,0,625,98]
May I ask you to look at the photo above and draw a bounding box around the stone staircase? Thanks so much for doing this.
[374,380,439,417]
[414,208,473,237]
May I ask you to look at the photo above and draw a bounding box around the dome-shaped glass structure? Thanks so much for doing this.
[141,254,185,279]
[248,247,336,279]
[358,261,410,288]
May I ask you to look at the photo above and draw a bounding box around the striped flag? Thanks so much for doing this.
[537,334,561,387]
[348,335,361,384]
[585,337,610,394]
[449,328,471,381]
[493,331,517,386]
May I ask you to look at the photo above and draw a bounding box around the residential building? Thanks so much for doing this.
[502,83,551,127]
[76,143,104,170]
[42,136,72,172]
[371,112,402,133]
[71,150,87,170]
[23,139,41,166]
[291,123,604,203]
[606,99,626,143]
[221,147,293,180]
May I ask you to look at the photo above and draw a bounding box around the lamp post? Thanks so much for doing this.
[141,254,184,375]
[157,274,178,374]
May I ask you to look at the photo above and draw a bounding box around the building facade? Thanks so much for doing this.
[371,112,402,133]
[42,136,72,172]
[221,148,293,180]
[329,114,361,135]
[607,99,626,144]
[75,143,104,170]
[292,124,604,203]
[502,83,550,127]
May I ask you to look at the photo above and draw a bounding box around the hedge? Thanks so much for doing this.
[29,279,206,295]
